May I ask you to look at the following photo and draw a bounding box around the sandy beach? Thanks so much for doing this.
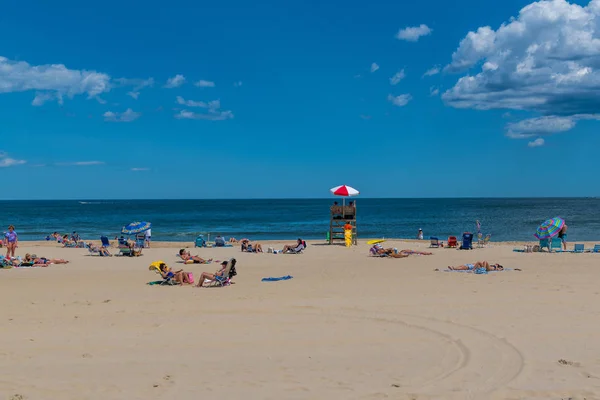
[1,239,600,400]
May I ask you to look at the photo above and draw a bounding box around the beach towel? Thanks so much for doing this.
[261,275,293,282]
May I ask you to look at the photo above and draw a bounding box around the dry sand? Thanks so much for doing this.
[1,239,600,400]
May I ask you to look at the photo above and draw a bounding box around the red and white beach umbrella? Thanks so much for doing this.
[330,185,360,197]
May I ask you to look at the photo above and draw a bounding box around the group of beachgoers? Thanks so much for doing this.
[153,259,237,287]
[1,225,70,267]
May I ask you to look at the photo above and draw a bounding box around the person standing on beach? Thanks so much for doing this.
[417,229,424,240]
[558,224,568,251]
[4,225,18,259]
[145,228,151,248]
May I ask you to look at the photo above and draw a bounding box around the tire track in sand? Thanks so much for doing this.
[297,308,524,396]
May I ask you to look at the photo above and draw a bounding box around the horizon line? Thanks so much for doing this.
[0,196,598,201]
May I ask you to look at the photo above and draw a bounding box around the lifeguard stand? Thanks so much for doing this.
[329,204,357,245]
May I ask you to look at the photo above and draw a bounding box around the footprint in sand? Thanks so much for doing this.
[10,394,25,400]
[82,353,93,358]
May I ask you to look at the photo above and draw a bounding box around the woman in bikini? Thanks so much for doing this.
[158,263,192,284]
[196,260,232,287]
[23,253,69,266]
[179,249,212,264]
[448,261,503,271]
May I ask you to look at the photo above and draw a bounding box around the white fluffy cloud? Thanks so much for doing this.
[387,93,412,107]
[396,24,432,42]
[56,161,105,166]
[103,108,141,122]
[443,0,600,140]
[176,96,220,110]
[423,66,440,77]
[175,110,233,121]
[389,69,406,85]
[164,74,185,88]
[195,80,215,87]
[0,56,110,104]
[528,138,545,147]
[115,78,154,99]
[0,151,26,167]
[370,63,380,73]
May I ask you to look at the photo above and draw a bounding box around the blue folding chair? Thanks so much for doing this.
[551,238,563,252]
[539,238,550,251]
[100,236,110,248]
[460,233,474,250]
[573,244,585,253]
[429,237,440,248]
[591,244,600,253]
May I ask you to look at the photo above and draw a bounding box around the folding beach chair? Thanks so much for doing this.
[285,241,306,254]
[205,258,237,287]
[573,244,585,253]
[477,233,484,248]
[100,236,110,248]
[429,237,440,248]
[148,262,181,286]
[550,238,563,252]
[483,234,491,247]
[538,238,550,251]
[447,236,458,248]
[591,244,600,253]
[459,233,474,250]
[195,235,206,248]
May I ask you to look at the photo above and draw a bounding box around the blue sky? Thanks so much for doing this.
[1,0,599,199]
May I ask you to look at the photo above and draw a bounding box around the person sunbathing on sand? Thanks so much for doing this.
[24,253,69,266]
[283,239,306,253]
[179,249,212,264]
[448,261,503,271]
[89,242,112,256]
[240,239,263,253]
[371,244,408,258]
[158,263,192,284]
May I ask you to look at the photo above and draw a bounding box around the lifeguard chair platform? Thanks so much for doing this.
[329,204,357,245]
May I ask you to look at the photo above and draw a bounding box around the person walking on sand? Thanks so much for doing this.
[558,224,568,251]
[144,228,152,248]
[4,225,18,259]
[344,221,353,247]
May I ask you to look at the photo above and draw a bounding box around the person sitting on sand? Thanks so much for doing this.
[448,261,503,271]
[240,239,263,253]
[283,239,306,253]
[229,237,238,243]
[158,262,192,284]
[89,242,112,256]
[196,260,233,287]
[23,253,69,266]
[178,249,212,264]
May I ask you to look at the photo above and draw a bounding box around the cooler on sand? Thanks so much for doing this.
[460,233,474,250]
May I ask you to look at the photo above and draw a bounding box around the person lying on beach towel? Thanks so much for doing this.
[157,262,192,284]
[178,249,212,264]
[371,244,408,258]
[240,239,263,253]
[448,261,503,271]
[23,253,69,266]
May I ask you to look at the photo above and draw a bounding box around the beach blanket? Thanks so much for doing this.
[261,275,293,282]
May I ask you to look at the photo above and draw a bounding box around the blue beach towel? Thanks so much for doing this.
[261,275,293,282]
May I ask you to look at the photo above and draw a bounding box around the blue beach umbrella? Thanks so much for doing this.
[121,221,151,235]
[534,217,565,240]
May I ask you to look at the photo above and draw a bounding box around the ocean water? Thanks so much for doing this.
[0,198,599,242]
